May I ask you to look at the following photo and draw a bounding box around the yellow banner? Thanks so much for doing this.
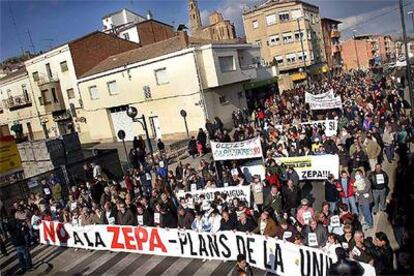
[0,136,22,176]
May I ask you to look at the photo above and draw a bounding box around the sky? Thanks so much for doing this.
[1,0,414,62]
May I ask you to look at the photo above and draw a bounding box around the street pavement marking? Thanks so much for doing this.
[116,254,152,275]
[177,259,204,275]
[146,256,177,275]
[77,249,116,275]
[211,261,235,276]
[63,249,103,273]
[132,255,165,275]
[192,259,222,275]
[101,253,142,276]
[88,252,128,276]
[159,257,193,276]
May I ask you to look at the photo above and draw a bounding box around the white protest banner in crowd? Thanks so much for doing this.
[175,185,251,205]
[275,155,339,180]
[39,221,375,276]
[275,120,338,137]
[305,89,335,102]
[210,137,262,161]
[308,97,343,110]
[305,90,342,110]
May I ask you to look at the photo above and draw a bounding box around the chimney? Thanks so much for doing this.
[147,10,153,20]
[178,31,189,47]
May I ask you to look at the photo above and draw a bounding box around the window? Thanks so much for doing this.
[282,32,293,43]
[286,53,297,63]
[45,63,52,78]
[252,20,259,29]
[291,9,302,20]
[89,86,99,100]
[268,35,280,46]
[307,32,312,40]
[294,31,304,41]
[297,51,308,61]
[51,88,58,103]
[42,89,52,104]
[275,56,284,65]
[219,56,236,72]
[279,12,290,22]
[38,96,44,105]
[219,95,228,105]
[22,85,29,102]
[67,88,75,99]
[32,71,39,81]
[266,14,276,25]
[154,68,169,85]
[255,40,262,47]
[143,85,151,100]
[123,33,130,40]
[107,80,118,95]
[60,61,68,72]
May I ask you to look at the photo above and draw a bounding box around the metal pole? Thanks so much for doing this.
[297,18,307,68]
[353,30,360,70]
[141,115,155,166]
[409,11,414,33]
[183,117,189,138]
[121,138,130,170]
[400,0,414,110]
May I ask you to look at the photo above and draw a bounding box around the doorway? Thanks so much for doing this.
[149,116,162,139]
[26,122,34,140]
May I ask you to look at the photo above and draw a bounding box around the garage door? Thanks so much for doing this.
[109,106,135,141]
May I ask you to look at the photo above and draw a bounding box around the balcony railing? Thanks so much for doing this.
[37,74,59,86]
[2,95,32,110]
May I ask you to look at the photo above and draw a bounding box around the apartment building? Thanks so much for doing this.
[0,69,41,139]
[0,31,139,141]
[76,32,268,142]
[321,18,342,71]
[102,9,176,46]
[342,34,394,70]
[243,0,326,89]
[394,37,414,58]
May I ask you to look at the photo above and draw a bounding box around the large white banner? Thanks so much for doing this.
[39,221,375,276]
[275,155,339,180]
[305,90,335,102]
[275,120,338,137]
[305,90,342,110]
[175,185,251,205]
[210,137,262,161]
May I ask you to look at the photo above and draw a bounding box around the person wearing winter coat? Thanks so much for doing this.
[353,169,373,229]
[251,176,264,210]
[369,164,389,214]
[282,179,301,216]
[336,171,358,215]
[117,202,136,226]
[253,211,278,237]
[364,133,382,171]
[365,232,394,275]
[177,207,194,229]
[302,219,328,248]
[325,174,340,212]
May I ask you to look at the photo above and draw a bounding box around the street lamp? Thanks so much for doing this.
[353,29,361,70]
[126,106,155,166]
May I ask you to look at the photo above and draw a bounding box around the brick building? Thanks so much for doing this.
[342,34,394,70]
[188,0,236,41]
[321,18,342,71]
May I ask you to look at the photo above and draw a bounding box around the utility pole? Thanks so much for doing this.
[297,17,309,86]
[27,30,36,54]
[408,11,414,33]
[353,29,360,70]
[400,0,414,110]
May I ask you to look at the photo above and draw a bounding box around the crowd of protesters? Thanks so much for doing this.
[1,71,413,275]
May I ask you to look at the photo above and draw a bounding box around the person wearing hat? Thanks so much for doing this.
[296,198,315,226]
[253,210,278,237]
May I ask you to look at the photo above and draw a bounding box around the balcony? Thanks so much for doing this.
[332,45,341,55]
[40,86,66,114]
[2,95,32,111]
[37,74,59,86]
[330,30,340,39]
